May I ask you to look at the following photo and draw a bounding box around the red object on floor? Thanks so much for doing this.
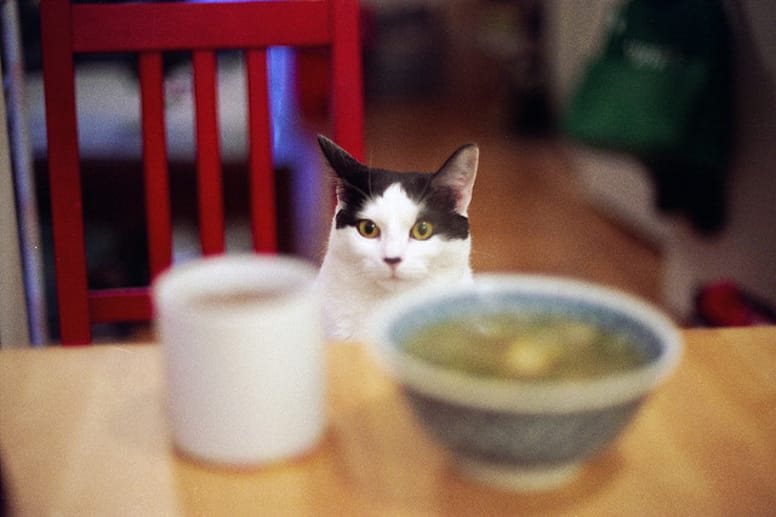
[695,281,776,327]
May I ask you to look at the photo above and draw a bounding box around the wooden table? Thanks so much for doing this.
[1,327,775,516]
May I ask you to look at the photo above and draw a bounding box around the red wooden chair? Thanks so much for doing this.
[39,0,364,345]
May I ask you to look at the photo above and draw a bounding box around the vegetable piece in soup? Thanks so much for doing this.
[402,313,647,380]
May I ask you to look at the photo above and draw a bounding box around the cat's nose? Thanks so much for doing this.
[383,257,402,267]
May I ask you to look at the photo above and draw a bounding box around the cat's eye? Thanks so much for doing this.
[411,220,434,240]
[357,219,380,239]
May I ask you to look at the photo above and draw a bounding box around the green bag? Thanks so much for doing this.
[562,55,708,155]
[561,0,732,233]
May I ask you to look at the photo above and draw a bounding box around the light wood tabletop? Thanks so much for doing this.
[1,326,775,516]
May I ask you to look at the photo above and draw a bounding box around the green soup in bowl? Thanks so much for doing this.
[403,313,649,381]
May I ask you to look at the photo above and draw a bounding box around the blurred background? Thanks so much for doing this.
[2,0,775,344]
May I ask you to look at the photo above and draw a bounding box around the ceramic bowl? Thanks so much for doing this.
[367,274,682,491]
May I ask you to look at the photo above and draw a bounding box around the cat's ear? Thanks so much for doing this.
[433,144,478,215]
[317,134,368,181]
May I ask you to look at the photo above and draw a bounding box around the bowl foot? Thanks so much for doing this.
[456,457,582,491]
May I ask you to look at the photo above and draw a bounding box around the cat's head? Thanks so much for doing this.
[318,135,478,290]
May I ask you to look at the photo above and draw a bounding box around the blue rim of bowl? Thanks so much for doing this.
[367,274,683,413]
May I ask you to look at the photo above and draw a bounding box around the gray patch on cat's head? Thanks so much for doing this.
[318,135,478,240]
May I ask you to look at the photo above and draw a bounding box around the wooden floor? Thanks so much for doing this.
[363,97,663,306]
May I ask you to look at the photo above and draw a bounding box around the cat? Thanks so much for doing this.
[316,135,478,340]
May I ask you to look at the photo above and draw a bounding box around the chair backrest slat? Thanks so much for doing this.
[71,1,331,52]
[193,50,225,255]
[139,52,173,277]
[246,49,277,252]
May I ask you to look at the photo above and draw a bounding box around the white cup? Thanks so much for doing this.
[153,254,324,467]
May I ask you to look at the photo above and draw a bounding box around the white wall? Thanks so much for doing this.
[0,65,31,346]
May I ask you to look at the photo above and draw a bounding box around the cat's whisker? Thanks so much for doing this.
[417,176,434,204]
[469,248,498,261]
